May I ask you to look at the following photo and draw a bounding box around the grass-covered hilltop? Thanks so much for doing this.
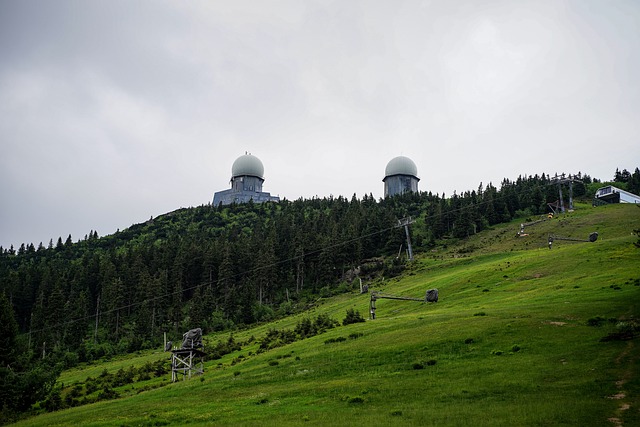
[1,170,640,426]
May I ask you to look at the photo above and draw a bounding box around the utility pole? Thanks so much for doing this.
[94,294,100,344]
[397,217,415,261]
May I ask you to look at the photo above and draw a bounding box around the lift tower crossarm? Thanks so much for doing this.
[369,289,438,319]
[370,292,423,302]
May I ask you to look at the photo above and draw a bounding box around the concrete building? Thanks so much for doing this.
[213,153,280,206]
[383,156,420,197]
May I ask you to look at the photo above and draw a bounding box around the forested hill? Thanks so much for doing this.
[5,170,640,355]
[0,169,639,418]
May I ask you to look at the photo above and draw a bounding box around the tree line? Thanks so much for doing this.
[6,169,640,363]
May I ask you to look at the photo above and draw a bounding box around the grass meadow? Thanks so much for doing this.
[14,203,640,426]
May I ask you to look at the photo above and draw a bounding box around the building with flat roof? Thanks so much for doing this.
[594,185,640,204]
[213,153,280,206]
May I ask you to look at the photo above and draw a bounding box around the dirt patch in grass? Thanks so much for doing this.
[607,340,636,426]
[545,321,566,326]
[607,393,626,400]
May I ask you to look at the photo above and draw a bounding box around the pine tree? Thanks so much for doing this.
[29,290,47,354]
[218,245,237,321]
[0,292,18,366]
[630,168,640,195]
[255,227,276,305]
[102,277,126,341]
[47,280,67,350]
[64,289,89,349]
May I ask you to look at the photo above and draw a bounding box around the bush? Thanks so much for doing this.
[342,308,366,326]
[295,317,316,338]
[587,316,606,327]
[210,334,243,358]
[68,384,83,399]
[84,377,98,394]
[97,385,119,401]
[209,310,233,332]
[277,301,294,316]
[42,385,64,412]
[78,341,114,363]
[62,351,79,369]
[600,321,638,342]
[111,367,135,387]
[313,313,339,333]
[259,328,296,351]
[295,314,338,338]
[253,303,275,323]
[153,359,168,377]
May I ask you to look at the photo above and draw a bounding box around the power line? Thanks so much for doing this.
[22,178,577,336]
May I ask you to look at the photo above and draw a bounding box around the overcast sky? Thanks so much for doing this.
[1,0,639,249]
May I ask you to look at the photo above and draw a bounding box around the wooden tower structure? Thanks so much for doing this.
[171,328,206,382]
[171,347,206,381]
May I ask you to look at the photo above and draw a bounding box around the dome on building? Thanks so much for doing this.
[231,153,264,179]
[384,156,418,178]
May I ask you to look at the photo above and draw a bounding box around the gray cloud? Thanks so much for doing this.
[1,0,639,248]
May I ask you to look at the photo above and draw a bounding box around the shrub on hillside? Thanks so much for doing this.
[97,385,119,401]
[586,316,607,327]
[324,337,347,344]
[259,328,297,351]
[295,314,339,338]
[314,313,339,332]
[209,334,242,359]
[600,321,638,342]
[259,314,339,352]
[342,308,365,326]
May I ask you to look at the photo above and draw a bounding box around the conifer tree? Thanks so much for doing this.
[0,292,18,366]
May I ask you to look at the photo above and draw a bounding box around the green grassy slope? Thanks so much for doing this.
[16,204,640,426]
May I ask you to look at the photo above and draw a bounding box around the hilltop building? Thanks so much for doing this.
[383,156,420,197]
[213,153,280,206]
[594,185,640,205]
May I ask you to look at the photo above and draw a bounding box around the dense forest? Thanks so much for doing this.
[1,168,639,418]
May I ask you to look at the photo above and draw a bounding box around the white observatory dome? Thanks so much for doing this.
[231,154,265,179]
[385,156,418,178]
